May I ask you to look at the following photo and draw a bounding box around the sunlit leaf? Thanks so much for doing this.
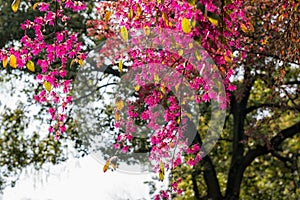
[103,159,110,173]
[224,55,232,63]
[128,7,133,19]
[118,60,123,73]
[78,59,84,67]
[26,60,35,72]
[43,81,52,92]
[114,111,121,121]
[144,26,150,36]
[2,56,8,68]
[208,17,218,26]
[70,59,76,68]
[154,73,160,84]
[240,23,248,33]
[136,3,142,17]
[158,161,165,181]
[9,55,17,68]
[104,11,111,22]
[120,26,128,42]
[33,2,40,10]
[115,99,124,110]
[134,85,140,91]
[11,0,21,13]
[181,18,191,34]
[178,49,184,56]
[195,50,202,61]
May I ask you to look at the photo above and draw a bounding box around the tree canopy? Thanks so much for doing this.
[0,0,299,199]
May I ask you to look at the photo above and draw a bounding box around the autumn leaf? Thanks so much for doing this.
[9,55,17,68]
[120,26,128,42]
[115,99,124,110]
[103,159,110,173]
[192,18,196,27]
[2,56,8,68]
[78,59,84,67]
[224,55,232,63]
[26,60,35,72]
[32,2,40,10]
[118,60,123,73]
[104,11,111,22]
[154,73,160,84]
[178,49,184,56]
[208,17,218,26]
[181,18,191,34]
[43,81,52,92]
[195,50,202,61]
[136,3,142,17]
[128,7,133,19]
[144,26,150,36]
[69,59,76,68]
[11,0,21,13]
[240,23,248,33]
[158,161,165,181]
[114,111,121,121]
[134,85,140,92]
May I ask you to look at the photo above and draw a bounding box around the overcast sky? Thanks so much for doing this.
[2,155,152,200]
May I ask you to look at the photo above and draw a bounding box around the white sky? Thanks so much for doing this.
[2,155,152,200]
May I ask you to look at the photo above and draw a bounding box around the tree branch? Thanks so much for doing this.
[246,103,300,113]
[240,121,300,182]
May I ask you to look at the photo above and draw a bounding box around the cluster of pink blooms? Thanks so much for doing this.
[0,0,87,140]
[94,0,249,198]
[0,0,251,198]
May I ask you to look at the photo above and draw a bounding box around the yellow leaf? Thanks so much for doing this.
[134,85,140,92]
[144,26,150,36]
[26,60,35,72]
[11,0,21,13]
[192,18,196,27]
[115,99,124,110]
[2,56,8,68]
[103,159,110,173]
[158,161,165,181]
[9,55,17,68]
[70,59,76,68]
[136,4,142,17]
[160,83,167,94]
[240,23,248,33]
[195,50,202,61]
[249,22,254,32]
[224,55,232,63]
[162,13,168,22]
[118,60,123,73]
[208,17,218,26]
[33,2,40,10]
[104,11,111,22]
[154,73,160,84]
[178,49,184,56]
[175,83,180,92]
[78,59,84,67]
[128,7,133,19]
[114,111,121,121]
[43,81,52,92]
[120,26,128,42]
[181,18,191,34]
